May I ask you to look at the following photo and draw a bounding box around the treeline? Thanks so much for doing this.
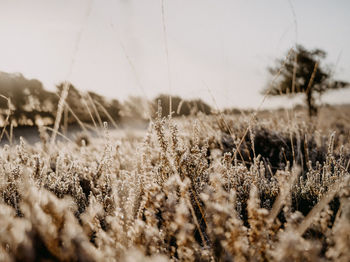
[0,72,121,127]
[152,94,212,117]
[0,71,214,127]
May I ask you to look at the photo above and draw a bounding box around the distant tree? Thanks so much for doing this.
[56,83,88,123]
[264,45,349,117]
[154,94,212,117]
[154,95,183,117]
[120,96,152,120]
[56,84,121,124]
[87,91,121,122]
[189,98,212,115]
[0,71,57,125]
[0,73,121,127]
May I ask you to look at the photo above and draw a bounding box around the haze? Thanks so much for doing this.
[0,0,349,109]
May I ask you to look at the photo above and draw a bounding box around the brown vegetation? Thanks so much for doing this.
[0,103,349,261]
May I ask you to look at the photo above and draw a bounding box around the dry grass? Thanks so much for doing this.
[0,105,349,261]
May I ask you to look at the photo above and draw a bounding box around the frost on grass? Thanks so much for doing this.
[0,111,349,261]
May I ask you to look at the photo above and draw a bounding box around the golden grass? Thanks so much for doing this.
[0,106,349,261]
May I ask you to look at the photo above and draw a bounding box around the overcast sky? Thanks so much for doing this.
[0,0,349,109]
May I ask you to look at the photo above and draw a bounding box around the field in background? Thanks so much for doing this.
[3,103,349,145]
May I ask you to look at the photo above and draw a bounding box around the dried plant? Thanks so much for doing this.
[0,106,349,261]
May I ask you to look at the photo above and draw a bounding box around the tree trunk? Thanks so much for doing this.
[306,91,318,118]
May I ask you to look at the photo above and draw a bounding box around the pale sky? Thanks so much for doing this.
[0,0,349,109]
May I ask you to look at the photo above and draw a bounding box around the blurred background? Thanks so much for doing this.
[0,0,349,111]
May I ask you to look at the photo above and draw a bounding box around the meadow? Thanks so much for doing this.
[0,102,349,261]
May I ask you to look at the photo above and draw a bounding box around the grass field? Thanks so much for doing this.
[0,104,349,261]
